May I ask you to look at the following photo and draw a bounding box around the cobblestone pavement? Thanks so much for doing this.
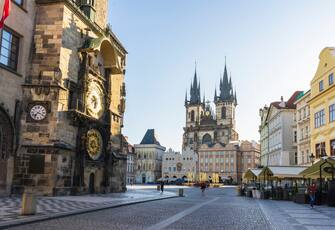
[4,187,335,230]
[6,187,271,230]
[0,187,176,227]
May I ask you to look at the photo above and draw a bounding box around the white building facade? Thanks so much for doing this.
[162,148,198,181]
[266,92,302,166]
[294,91,311,165]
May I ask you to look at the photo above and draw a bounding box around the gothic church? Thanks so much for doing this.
[183,63,238,152]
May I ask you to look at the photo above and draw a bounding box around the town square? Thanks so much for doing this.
[0,0,335,229]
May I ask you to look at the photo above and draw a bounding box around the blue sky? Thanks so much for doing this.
[108,0,335,151]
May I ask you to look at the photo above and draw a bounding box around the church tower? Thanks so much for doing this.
[183,69,204,150]
[214,62,238,143]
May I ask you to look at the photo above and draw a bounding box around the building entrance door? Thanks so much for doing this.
[142,174,146,184]
[89,173,95,194]
[0,108,14,194]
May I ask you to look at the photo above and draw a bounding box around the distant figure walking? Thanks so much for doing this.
[200,182,206,195]
[160,181,164,193]
[308,182,317,208]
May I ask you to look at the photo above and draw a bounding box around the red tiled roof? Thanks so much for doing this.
[270,91,303,109]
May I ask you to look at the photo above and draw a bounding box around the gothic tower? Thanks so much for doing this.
[214,62,238,143]
[183,69,204,150]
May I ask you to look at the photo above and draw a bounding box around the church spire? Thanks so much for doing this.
[189,64,201,105]
[185,90,188,105]
[214,88,217,102]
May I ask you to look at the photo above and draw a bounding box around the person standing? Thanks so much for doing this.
[308,182,317,208]
[160,181,164,193]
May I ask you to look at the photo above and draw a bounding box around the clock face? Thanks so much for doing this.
[86,81,104,119]
[205,110,211,116]
[30,105,47,121]
[86,129,103,160]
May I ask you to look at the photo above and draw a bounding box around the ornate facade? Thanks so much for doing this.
[183,63,238,153]
[10,0,128,196]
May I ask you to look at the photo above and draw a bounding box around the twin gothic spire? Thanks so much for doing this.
[185,61,237,106]
[215,63,237,104]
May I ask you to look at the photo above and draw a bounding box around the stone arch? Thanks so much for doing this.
[202,133,212,145]
[0,106,14,193]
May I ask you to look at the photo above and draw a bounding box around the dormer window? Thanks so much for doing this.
[80,0,96,21]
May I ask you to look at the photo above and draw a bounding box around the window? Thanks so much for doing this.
[221,107,226,119]
[319,80,324,91]
[190,110,195,122]
[330,104,335,122]
[14,0,23,6]
[314,109,325,128]
[202,133,212,145]
[0,29,20,71]
[329,73,334,85]
[331,140,335,156]
[315,142,326,158]
[294,131,297,143]
[294,152,298,165]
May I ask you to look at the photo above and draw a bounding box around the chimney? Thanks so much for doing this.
[279,96,286,108]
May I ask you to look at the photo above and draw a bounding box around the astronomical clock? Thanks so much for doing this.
[86,129,103,160]
[86,80,105,119]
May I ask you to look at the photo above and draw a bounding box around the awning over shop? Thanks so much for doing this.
[299,157,335,179]
[259,166,308,179]
[243,168,262,180]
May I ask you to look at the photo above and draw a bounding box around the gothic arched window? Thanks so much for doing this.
[191,110,195,122]
[222,107,226,119]
[202,134,212,145]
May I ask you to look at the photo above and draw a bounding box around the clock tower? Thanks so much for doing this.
[13,0,127,195]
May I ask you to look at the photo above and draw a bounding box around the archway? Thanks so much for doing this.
[202,134,212,145]
[89,173,95,194]
[0,108,14,193]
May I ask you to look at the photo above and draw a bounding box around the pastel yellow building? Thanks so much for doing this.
[309,47,335,159]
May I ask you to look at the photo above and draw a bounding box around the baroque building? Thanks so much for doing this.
[134,129,166,184]
[309,47,335,160]
[11,0,127,195]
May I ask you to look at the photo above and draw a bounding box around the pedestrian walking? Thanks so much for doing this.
[200,182,206,195]
[308,182,317,208]
[160,181,164,193]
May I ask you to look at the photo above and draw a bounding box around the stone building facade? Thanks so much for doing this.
[294,90,311,165]
[10,0,128,195]
[134,129,166,184]
[162,148,197,181]
[0,0,36,196]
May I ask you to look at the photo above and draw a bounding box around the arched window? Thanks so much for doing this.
[202,134,212,145]
[190,110,195,122]
[222,107,226,119]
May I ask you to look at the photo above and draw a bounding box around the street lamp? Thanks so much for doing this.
[309,153,315,165]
